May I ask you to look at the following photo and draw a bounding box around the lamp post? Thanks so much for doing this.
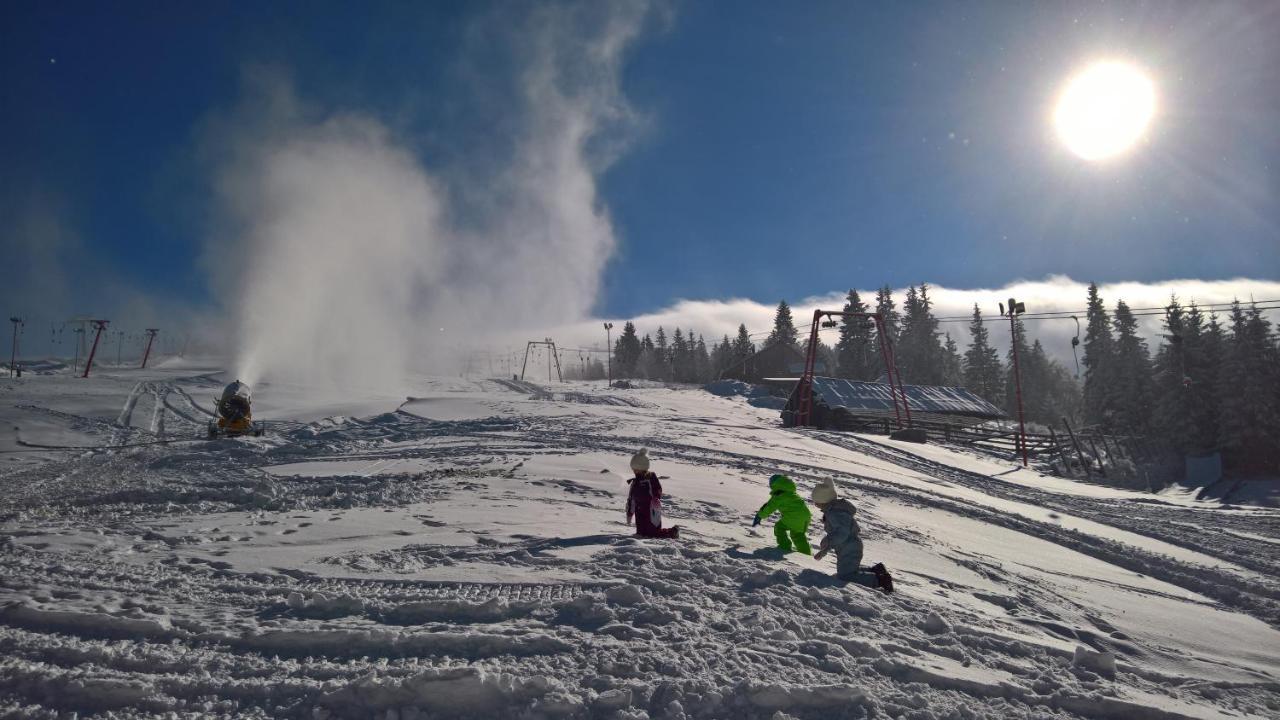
[1000,297,1028,468]
[603,322,614,388]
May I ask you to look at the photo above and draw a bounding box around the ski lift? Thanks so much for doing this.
[821,319,838,329]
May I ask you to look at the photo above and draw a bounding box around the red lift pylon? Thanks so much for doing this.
[141,328,160,369]
[794,309,911,429]
[81,320,109,378]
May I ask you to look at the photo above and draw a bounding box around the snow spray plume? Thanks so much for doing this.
[205,2,651,391]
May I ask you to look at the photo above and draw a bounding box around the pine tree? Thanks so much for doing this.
[694,335,711,383]
[1153,298,1202,453]
[732,324,755,362]
[897,284,944,385]
[836,289,876,380]
[942,333,964,387]
[897,286,921,382]
[1004,316,1034,422]
[816,341,838,376]
[637,334,658,380]
[766,301,800,350]
[1110,300,1155,433]
[963,304,1004,405]
[1217,301,1280,470]
[711,334,733,377]
[613,321,642,378]
[873,285,900,380]
[1195,308,1226,451]
[670,329,687,382]
[1031,342,1082,428]
[1082,283,1117,429]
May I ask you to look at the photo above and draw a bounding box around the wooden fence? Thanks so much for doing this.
[824,410,1179,487]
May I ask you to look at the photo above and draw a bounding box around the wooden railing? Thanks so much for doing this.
[823,409,1180,487]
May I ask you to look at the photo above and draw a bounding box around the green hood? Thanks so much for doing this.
[768,474,796,493]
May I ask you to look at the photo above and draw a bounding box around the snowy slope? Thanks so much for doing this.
[1,367,1278,719]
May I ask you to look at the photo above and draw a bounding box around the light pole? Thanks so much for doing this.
[8,317,23,378]
[1000,297,1028,467]
[603,322,614,388]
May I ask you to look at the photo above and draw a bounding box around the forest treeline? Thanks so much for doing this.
[585,283,1278,472]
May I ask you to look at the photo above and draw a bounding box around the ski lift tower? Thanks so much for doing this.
[8,317,23,378]
[140,328,160,369]
[82,320,109,378]
[520,339,563,383]
[794,309,911,429]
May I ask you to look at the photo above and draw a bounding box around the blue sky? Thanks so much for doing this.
[4,0,1278,325]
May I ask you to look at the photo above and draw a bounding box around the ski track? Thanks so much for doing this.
[0,378,1277,719]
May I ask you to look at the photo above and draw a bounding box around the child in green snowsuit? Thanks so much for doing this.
[753,474,812,554]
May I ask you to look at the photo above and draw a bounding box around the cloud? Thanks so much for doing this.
[201,2,653,391]
[541,276,1280,372]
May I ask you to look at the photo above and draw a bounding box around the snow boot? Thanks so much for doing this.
[871,563,894,594]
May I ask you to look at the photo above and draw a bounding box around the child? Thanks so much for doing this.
[753,474,812,554]
[811,478,893,593]
[626,449,679,539]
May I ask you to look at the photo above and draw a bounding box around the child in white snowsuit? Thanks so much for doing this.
[811,478,893,593]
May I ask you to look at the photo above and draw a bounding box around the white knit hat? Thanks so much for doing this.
[630,448,650,472]
[811,478,837,505]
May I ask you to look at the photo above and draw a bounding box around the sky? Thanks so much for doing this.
[3,1,1278,378]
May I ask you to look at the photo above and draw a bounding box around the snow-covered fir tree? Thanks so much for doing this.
[963,304,1004,405]
[1216,301,1280,471]
[613,321,642,378]
[896,284,944,385]
[874,285,900,368]
[732,324,755,363]
[1082,283,1118,429]
[765,301,800,350]
[942,333,964,387]
[836,289,877,380]
[1110,300,1155,433]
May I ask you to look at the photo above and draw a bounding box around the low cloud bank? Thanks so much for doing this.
[541,276,1280,373]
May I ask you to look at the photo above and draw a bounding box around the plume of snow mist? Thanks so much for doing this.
[214,113,447,390]
[205,3,650,392]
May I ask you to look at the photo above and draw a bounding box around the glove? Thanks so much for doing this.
[751,515,761,527]
[813,549,828,561]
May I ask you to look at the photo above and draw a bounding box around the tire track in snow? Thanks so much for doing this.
[811,432,1280,584]
[115,381,147,428]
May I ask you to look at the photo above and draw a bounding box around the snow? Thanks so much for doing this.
[1,366,1278,719]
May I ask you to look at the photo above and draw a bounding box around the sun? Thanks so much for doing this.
[1053,61,1156,161]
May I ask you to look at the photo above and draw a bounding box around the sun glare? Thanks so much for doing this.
[1054,61,1156,161]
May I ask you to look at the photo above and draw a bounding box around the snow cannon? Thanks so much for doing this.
[208,380,264,438]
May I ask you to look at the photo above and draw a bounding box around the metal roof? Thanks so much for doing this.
[809,377,1004,419]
